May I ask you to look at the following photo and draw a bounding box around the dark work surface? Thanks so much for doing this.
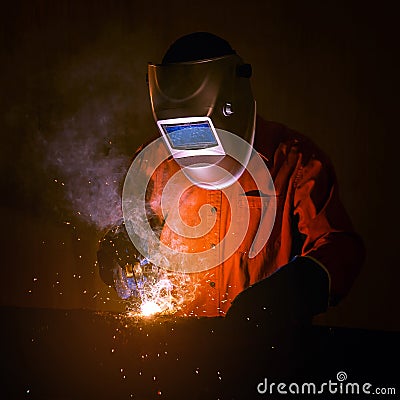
[1,307,398,400]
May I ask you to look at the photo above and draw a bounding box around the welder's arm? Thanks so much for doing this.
[227,147,364,324]
[97,221,146,299]
[226,256,329,324]
[291,152,365,306]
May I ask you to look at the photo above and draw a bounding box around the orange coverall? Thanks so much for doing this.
[135,115,364,317]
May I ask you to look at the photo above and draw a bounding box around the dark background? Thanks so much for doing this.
[0,0,398,332]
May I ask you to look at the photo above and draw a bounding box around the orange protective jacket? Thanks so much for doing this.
[138,116,364,317]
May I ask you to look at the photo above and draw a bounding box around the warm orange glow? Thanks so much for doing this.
[140,301,162,317]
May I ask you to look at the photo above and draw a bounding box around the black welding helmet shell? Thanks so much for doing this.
[147,33,256,190]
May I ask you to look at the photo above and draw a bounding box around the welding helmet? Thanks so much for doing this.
[147,32,256,190]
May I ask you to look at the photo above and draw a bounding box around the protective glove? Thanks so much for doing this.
[225,256,330,327]
[97,221,159,300]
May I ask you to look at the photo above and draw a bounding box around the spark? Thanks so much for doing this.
[135,301,161,317]
[140,300,162,317]
[125,268,198,318]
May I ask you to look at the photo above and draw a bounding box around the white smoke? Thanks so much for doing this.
[41,113,130,231]
[36,33,152,232]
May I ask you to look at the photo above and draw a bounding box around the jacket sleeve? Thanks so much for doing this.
[293,145,365,305]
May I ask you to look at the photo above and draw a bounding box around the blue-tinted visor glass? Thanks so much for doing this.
[161,121,218,150]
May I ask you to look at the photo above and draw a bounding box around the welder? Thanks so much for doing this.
[97,32,364,324]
